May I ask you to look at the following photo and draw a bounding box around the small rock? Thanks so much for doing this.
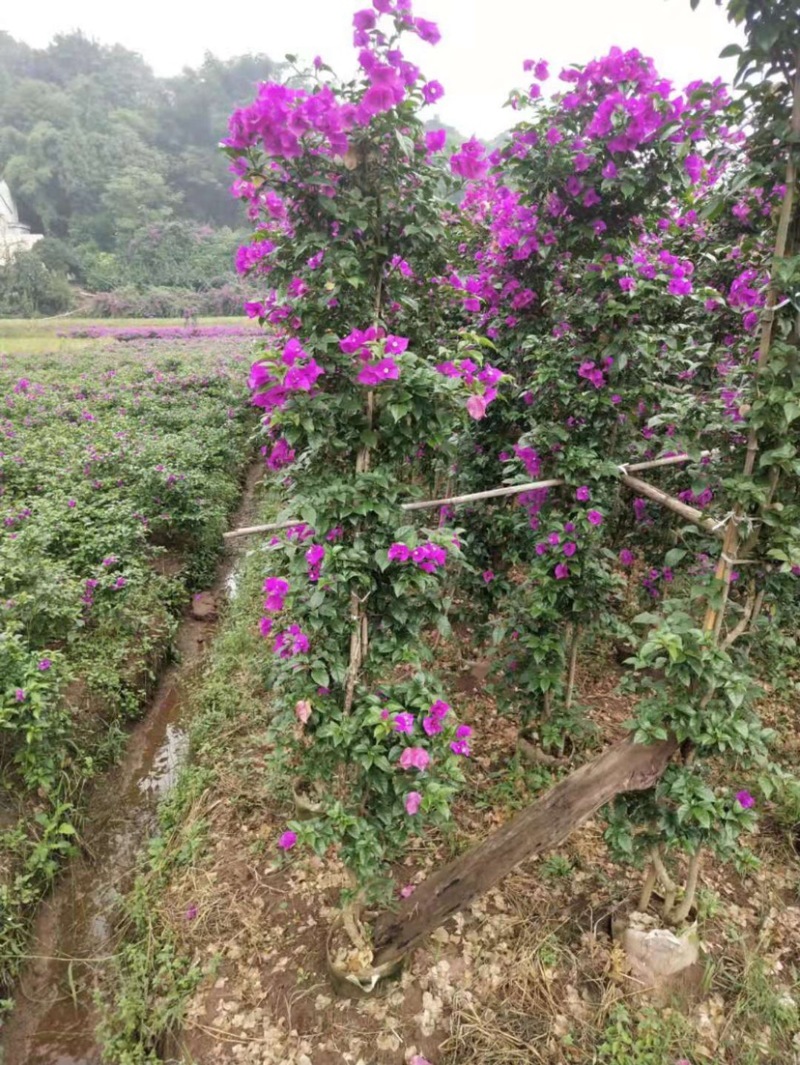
[191,592,218,621]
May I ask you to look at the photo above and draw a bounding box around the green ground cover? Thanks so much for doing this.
[0,323,255,1003]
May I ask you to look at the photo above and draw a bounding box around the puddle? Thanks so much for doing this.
[0,462,263,1065]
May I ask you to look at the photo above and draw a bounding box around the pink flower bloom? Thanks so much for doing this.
[422,80,445,104]
[735,790,755,809]
[357,357,400,385]
[15,689,25,702]
[405,791,422,815]
[563,542,577,557]
[482,569,495,583]
[400,883,416,898]
[430,699,450,720]
[466,394,487,420]
[388,542,411,562]
[259,617,273,637]
[425,129,446,152]
[393,712,415,733]
[587,510,603,526]
[576,485,591,501]
[38,658,52,671]
[384,334,409,355]
[295,699,312,724]
[422,715,442,736]
[414,17,441,44]
[619,549,635,567]
[554,563,570,580]
[278,830,297,850]
[398,747,430,771]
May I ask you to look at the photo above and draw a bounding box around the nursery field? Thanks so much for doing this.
[0,323,256,1005]
[92,504,800,1065]
[4,0,800,1063]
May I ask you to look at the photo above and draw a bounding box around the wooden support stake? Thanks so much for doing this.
[619,473,722,536]
[370,736,677,968]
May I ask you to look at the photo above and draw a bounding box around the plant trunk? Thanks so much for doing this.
[371,735,677,968]
[565,625,580,710]
[669,849,702,926]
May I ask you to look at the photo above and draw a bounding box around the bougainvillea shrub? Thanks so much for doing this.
[229,0,800,920]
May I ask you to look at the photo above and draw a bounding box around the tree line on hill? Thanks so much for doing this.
[0,31,282,316]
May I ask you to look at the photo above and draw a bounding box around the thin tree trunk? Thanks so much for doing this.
[638,860,657,913]
[670,850,702,926]
[371,736,677,968]
[565,626,581,710]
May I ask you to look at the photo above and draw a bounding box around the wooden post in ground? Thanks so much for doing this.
[371,736,677,968]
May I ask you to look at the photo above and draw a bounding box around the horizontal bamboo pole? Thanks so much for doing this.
[223,453,720,539]
[620,472,722,536]
[223,519,300,540]
[400,478,565,512]
[622,449,714,473]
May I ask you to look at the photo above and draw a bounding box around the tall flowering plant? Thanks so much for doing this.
[438,24,800,917]
[225,1,504,887]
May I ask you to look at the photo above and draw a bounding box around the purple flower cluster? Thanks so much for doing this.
[274,623,310,658]
[262,437,296,470]
[305,543,325,582]
[435,358,502,420]
[249,338,325,416]
[388,540,448,573]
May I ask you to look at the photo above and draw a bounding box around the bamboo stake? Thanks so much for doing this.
[399,478,565,512]
[703,46,800,631]
[224,454,719,538]
[619,473,722,535]
[565,625,581,711]
[223,519,301,540]
[638,861,657,913]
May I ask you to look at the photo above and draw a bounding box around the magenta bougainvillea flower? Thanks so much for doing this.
[735,790,755,809]
[398,747,430,771]
[587,510,604,526]
[405,791,422,814]
[576,485,591,501]
[278,830,297,850]
[393,712,415,733]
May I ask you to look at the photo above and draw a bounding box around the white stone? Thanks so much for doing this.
[0,180,43,264]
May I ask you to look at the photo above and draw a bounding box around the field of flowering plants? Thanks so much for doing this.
[5,0,800,1062]
[0,322,255,1001]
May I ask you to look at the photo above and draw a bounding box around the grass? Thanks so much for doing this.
[0,316,250,357]
[98,491,279,1061]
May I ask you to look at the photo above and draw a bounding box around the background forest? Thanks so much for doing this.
[0,33,280,316]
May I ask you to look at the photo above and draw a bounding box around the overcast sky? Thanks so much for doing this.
[3,0,743,138]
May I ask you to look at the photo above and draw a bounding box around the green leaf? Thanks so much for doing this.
[310,665,330,688]
[664,548,687,568]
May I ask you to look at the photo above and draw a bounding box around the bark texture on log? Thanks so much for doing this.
[372,736,677,968]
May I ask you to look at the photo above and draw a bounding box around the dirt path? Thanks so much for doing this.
[0,462,263,1065]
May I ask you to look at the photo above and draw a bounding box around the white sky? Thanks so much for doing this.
[2,0,743,138]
